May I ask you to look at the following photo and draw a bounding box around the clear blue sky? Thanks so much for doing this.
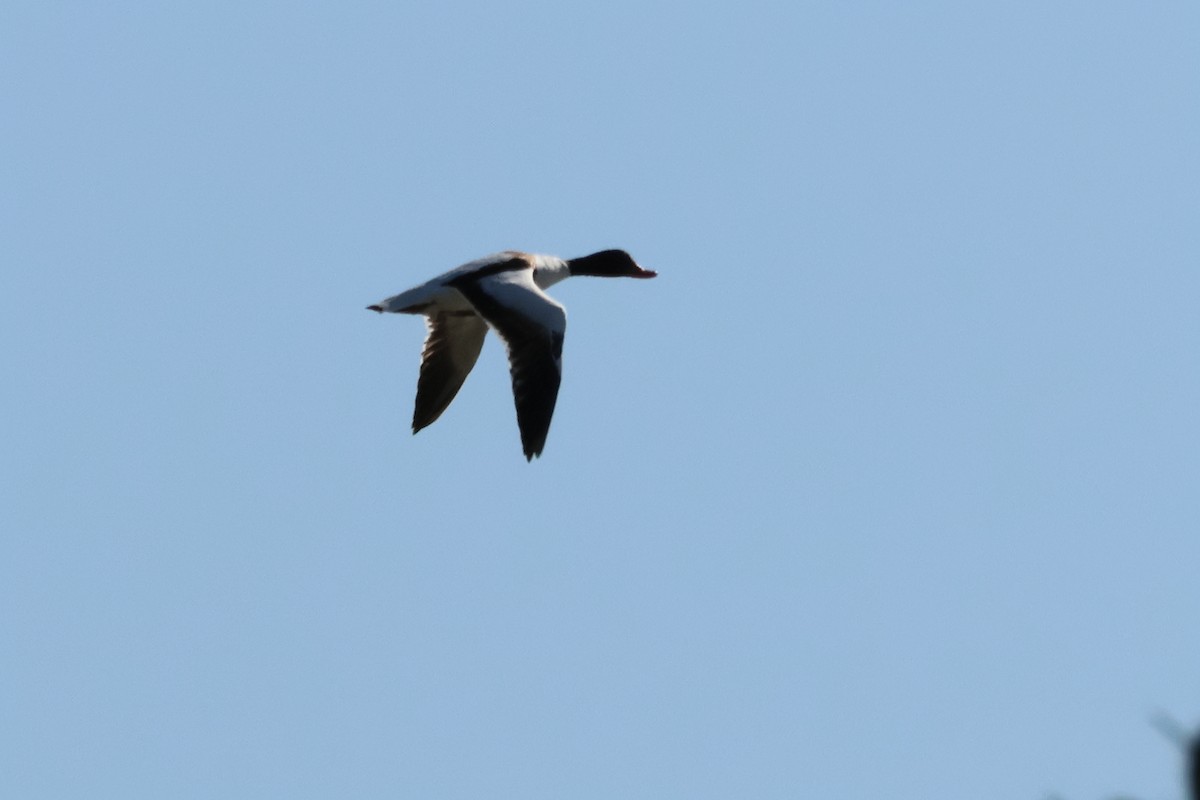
[3,2,1198,798]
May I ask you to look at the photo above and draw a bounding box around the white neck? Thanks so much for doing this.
[530,254,571,290]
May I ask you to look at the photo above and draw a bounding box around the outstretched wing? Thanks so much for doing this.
[412,311,488,433]
[451,269,567,460]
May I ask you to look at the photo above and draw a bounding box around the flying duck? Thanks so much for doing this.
[367,249,657,460]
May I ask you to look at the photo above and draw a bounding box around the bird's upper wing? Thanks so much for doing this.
[412,311,489,433]
[450,268,567,460]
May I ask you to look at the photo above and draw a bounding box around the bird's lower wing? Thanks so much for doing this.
[412,312,488,433]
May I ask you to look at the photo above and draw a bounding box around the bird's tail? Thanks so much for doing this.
[366,286,435,314]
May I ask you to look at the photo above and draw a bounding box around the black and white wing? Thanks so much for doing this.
[412,312,488,433]
[451,268,567,460]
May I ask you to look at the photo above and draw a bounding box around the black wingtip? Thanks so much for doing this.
[367,304,383,313]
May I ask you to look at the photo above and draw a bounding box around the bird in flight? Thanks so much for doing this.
[367,249,656,460]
